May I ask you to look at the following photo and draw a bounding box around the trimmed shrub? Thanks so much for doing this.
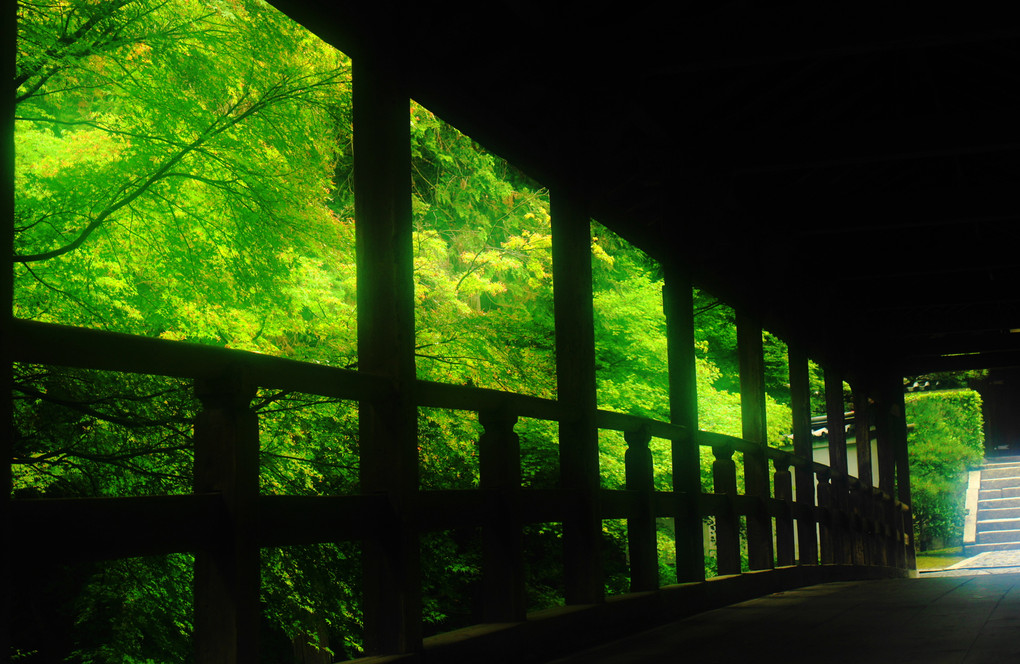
[905,389,984,550]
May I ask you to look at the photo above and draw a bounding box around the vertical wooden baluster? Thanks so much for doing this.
[664,266,704,583]
[713,444,740,576]
[816,468,833,565]
[479,410,525,622]
[354,49,421,655]
[737,312,773,570]
[773,455,795,567]
[551,189,602,605]
[193,370,260,664]
[625,425,658,591]
[789,346,817,565]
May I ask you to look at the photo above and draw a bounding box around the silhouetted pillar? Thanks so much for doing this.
[875,377,910,568]
[551,189,602,604]
[888,379,916,570]
[825,368,851,564]
[817,468,833,564]
[664,267,704,582]
[1,0,15,654]
[193,371,260,664]
[789,347,817,565]
[354,52,422,655]
[738,312,773,570]
[853,382,873,565]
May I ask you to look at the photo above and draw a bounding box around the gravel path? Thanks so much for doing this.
[922,549,1020,577]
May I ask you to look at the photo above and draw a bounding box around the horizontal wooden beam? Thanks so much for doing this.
[11,494,221,563]
[733,111,1020,174]
[10,319,391,400]
[667,5,1020,72]
[415,380,562,421]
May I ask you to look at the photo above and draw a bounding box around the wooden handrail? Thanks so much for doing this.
[415,379,562,421]
[10,318,392,400]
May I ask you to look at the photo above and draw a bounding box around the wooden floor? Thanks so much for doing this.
[547,573,1020,664]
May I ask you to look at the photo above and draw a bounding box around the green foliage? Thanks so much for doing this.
[12,0,812,658]
[905,389,985,549]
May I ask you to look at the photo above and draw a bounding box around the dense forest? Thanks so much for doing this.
[10,0,971,662]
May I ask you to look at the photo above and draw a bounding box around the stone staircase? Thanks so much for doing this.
[969,456,1020,554]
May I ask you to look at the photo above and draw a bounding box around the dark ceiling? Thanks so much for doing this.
[272,1,1020,381]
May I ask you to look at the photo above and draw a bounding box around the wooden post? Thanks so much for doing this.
[663,267,704,582]
[713,444,740,576]
[824,368,851,564]
[737,312,773,570]
[551,188,602,605]
[479,410,525,621]
[353,52,421,654]
[875,377,907,568]
[816,468,833,565]
[848,479,867,566]
[853,383,874,488]
[193,371,260,664]
[789,347,817,565]
[773,456,795,567]
[888,379,916,570]
[625,426,658,591]
[853,382,873,565]
[1,0,15,654]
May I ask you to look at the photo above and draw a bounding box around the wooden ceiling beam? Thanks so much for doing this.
[730,111,1020,174]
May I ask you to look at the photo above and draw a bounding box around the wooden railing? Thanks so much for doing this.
[8,318,916,662]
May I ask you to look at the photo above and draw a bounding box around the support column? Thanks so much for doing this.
[853,382,874,565]
[789,347,817,565]
[664,267,704,582]
[888,379,916,570]
[193,371,260,664]
[816,468,833,564]
[1,0,15,654]
[625,426,658,591]
[354,52,421,655]
[825,368,852,564]
[737,312,773,570]
[551,189,602,605]
[875,378,899,567]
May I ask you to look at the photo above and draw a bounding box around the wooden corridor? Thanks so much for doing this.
[549,574,1020,664]
[9,3,1020,662]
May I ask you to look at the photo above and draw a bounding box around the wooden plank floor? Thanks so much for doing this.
[547,574,1020,663]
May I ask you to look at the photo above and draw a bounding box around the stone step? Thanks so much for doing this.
[980,476,1020,490]
[978,506,1020,521]
[978,496,1020,510]
[976,517,1020,531]
[980,487,1020,500]
[977,529,1020,544]
[981,465,1020,479]
[964,541,1020,555]
[984,455,1020,465]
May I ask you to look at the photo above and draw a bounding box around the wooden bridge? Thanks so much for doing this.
[5,2,1020,662]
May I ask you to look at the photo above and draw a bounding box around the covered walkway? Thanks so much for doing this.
[551,573,1020,664]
